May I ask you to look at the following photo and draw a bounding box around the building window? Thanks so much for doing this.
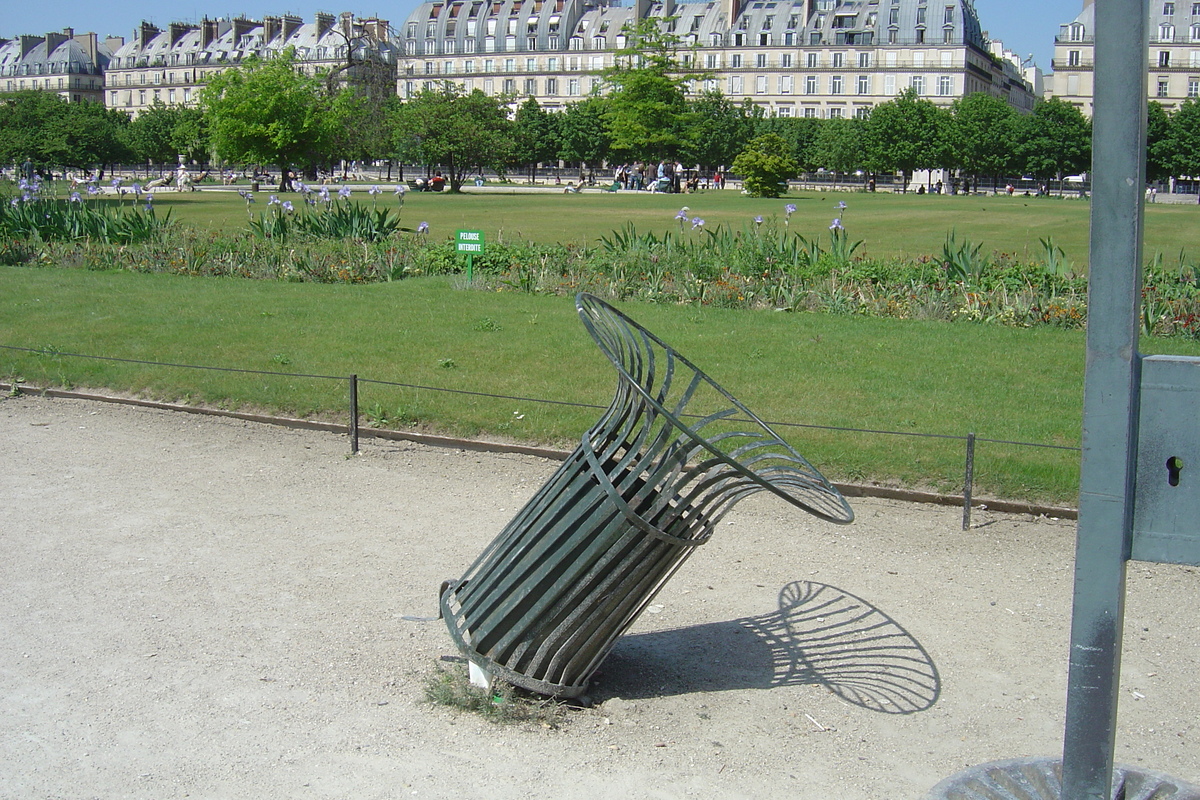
[832,52,844,67]
[807,52,819,68]
[889,7,899,24]
[915,28,925,43]
[1188,77,1199,96]
[504,58,515,71]
[944,5,955,23]
[937,75,952,95]
[759,33,769,45]
[1162,24,1176,40]
[916,7,927,24]
[888,28,898,44]
[778,106,792,117]
[756,53,768,68]
[546,77,558,94]
[830,75,843,93]
[1069,23,1084,41]
[910,75,924,94]
[1159,78,1170,96]
[706,53,719,69]
[1069,49,1081,66]
[805,75,818,93]
[1161,50,1172,66]
[1192,24,1200,40]
[568,77,579,95]
[732,54,742,67]
[803,106,817,117]
[857,74,870,93]
[859,52,870,68]
[884,74,896,94]
[779,74,793,93]
[829,107,843,118]
[1166,2,1176,14]
[854,106,870,118]
[525,78,536,94]
[755,75,768,93]
[729,75,744,93]
[781,53,792,67]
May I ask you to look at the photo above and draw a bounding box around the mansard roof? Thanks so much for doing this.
[400,0,989,52]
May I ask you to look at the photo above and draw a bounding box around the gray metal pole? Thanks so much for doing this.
[1061,0,1148,796]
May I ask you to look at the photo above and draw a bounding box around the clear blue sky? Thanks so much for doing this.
[4,0,1084,74]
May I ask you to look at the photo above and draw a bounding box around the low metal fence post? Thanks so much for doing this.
[962,432,975,531]
[349,373,359,455]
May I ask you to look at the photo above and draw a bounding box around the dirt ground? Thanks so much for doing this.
[2,394,1198,800]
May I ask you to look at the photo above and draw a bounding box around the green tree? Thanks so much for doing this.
[1146,100,1174,183]
[683,92,757,170]
[170,105,211,168]
[0,90,131,174]
[864,89,951,192]
[509,97,557,183]
[556,97,610,178]
[1166,98,1200,181]
[600,17,702,162]
[950,92,1018,193]
[1015,97,1091,191]
[754,115,823,172]
[810,117,866,188]
[731,133,799,197]
[125,101,187,170]
[199,48,358,191]
[391,83,513,192]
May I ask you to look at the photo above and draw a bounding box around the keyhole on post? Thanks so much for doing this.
[1166,456,1184,487]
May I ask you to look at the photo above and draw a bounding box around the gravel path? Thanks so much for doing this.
[2,394,1197,799]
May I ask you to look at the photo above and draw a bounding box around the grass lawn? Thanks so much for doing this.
[5,188,1200,506]
[152,186,1200,269]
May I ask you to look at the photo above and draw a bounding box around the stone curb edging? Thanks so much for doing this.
[2,383,1078,521]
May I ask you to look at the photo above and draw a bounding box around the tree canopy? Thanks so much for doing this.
[390,82,513,192]
[199,48,358,190]
[864,89,951,191]
[950,92,1017,191]
[1016,97,1091,186]
[600,17,702,162]
[731,133,799,197]
[0,90,131,173]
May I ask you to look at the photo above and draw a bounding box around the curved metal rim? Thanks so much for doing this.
[575,292,854,525]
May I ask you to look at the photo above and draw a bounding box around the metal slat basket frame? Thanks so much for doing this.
[439,293,853,698]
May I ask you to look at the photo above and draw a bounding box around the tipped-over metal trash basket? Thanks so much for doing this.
[439,293,854,697]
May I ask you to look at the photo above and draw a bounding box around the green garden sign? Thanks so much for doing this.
[456,229,484,281]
